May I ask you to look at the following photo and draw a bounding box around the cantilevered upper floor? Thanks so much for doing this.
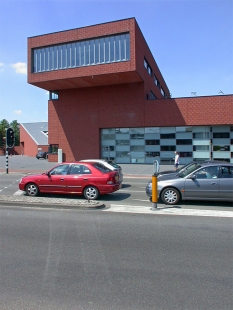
[27,18,170,99]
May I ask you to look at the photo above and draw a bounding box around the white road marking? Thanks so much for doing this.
[104,204,233,218]
[13,190,24,196]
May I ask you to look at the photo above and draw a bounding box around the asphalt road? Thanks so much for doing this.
[1,207,232,310]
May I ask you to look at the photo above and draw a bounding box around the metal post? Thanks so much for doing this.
[6,147,9,174]
[151,174,158,210]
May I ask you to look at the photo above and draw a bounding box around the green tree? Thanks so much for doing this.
[0,119,9,148]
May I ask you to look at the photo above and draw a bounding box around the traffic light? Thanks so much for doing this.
[6,127,15,148]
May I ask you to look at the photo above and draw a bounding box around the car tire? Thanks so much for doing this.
[161,187,180,205]
[83,186,99,200]
[26,183,39,196]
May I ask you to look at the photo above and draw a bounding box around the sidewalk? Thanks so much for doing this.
[0,155,168,175]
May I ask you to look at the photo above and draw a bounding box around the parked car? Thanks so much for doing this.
[155,160,226,178]
[80,159,123,182]
[19,161,121,200]
[36,151,48,159]
[146,162,233,205]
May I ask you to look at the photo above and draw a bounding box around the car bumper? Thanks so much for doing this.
[19,183,25,191]
[99,182,122,194]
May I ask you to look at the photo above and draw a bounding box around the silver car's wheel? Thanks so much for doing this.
[161,188,180,205]
[26,183,39,196]
[84,186,99,200]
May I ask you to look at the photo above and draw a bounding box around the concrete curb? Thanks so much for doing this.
[0,195,106,210]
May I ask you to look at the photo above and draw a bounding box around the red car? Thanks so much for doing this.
[19,161,121,200]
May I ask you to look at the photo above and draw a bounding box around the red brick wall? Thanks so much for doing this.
[48,82,145,162]
[145,95,233,126]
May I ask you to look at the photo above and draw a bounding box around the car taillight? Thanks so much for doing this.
[107,174,118,184]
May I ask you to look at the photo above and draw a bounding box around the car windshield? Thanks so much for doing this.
[178,163,202,178]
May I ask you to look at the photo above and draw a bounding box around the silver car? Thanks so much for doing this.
[146,162,233,205]
[80,159,123,182]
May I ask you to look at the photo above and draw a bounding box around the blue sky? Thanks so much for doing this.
[0,0,233,124]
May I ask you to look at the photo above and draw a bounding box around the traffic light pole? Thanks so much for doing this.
[5,127,15,174]
[6,147,9,174]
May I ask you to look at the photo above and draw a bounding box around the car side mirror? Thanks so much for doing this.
[189,174,196,179]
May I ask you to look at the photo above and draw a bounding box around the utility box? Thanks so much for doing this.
[58,149,63,163]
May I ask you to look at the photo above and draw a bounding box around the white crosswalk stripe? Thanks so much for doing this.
[13,190,24,196]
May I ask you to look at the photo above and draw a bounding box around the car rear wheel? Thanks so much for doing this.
[161,187,180,205]
[26,183,39,196]
[84,186,99,200]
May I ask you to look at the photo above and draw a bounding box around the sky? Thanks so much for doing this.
[0,0,233,124]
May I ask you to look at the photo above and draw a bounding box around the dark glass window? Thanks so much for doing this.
[49,91,59,100]
[213,145,230,151]
[85,41,90,65]
[220,166,233,178]
[179,152,192,157]
[176,139,192,145]
[213,132,229,138]
[49,144,59,153]
[144,58,152,76]
[160,145,176,151]
[150,91,157,100]
[160,133,176,139]
[145,140,159,145]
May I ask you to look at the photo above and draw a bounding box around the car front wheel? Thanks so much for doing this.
[84,186,99,200]
[26,183,39,196]
[161,187,180,205]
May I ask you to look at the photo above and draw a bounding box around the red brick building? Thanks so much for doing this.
[27,18,233,164]
[20,122,48,157]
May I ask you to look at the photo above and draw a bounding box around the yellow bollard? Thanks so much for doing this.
[151,174,158,209]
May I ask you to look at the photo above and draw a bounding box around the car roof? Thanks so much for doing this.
[197,162,233,168]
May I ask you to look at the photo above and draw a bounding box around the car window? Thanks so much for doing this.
[50,164,70,175]
[108,162,121,170]
[220,166,233,178]
[70,164,91,175]
[178,164,202,178]
[194,166,219,179]
[93,162,111,173]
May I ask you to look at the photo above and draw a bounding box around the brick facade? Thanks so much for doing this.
[27,18,233,162]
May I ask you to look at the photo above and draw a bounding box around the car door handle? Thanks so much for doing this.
[84,178,88,181]
[211,182,217,185]
[60,178,65,181]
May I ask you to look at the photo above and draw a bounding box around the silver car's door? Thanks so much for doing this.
[184,166,220,199]
[219,166,233,200]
